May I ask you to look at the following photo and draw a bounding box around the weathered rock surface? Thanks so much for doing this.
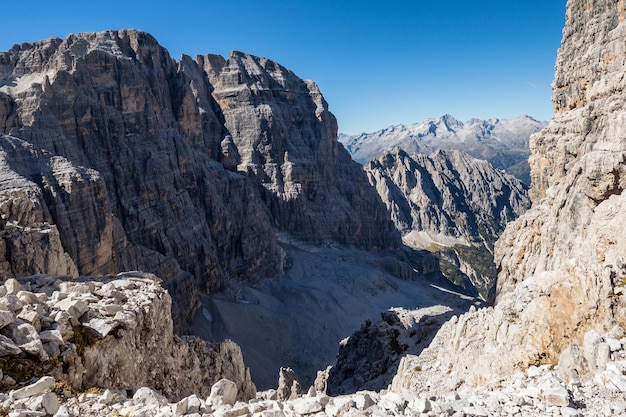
[0,31,283,326]
[0,29,399,328]
[0,272,255,402]
[210,51,399,248]
[391,0,626,398]
[366,148,530,297]
[339,114,546,184]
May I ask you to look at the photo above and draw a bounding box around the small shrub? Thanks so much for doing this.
[85,386,103,395]
[413,365,422,372]
[70,326,97,355]
[52,381,75,396]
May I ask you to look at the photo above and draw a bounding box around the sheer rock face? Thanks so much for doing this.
[393,0,626,394]
[0,30,397,325]
[211,51,399,248]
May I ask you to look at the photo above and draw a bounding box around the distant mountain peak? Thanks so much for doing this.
[339,115,547,183]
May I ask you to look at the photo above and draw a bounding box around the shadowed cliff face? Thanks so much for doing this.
[0,30,399,326]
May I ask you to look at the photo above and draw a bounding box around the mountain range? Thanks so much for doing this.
[1,0,626,415]
[365,148,530,298]
[339,114,547,184]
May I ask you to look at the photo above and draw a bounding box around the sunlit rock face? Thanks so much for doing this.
[0,30,399,326]
[209,51,400,249]
[365,147,530,297]
[392,0,626,394]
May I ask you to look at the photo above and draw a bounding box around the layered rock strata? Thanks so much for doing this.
[0,273,255,401]
[209,52,399,248]
[366,148,530,297]
[392,0,626,394]
[0,30,399,325]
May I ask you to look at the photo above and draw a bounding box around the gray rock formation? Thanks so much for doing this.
[327,305,467,395]
[0,273,255,401]
[391,0,626,396]
[209,51,399,248]
[366,148,530,297]
[0,30,398,327]
[339,114,547,184]
[277,367,303,401]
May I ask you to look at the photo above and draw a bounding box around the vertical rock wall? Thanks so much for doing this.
[393,0,626,393]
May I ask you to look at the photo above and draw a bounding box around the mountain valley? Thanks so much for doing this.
[1,0,626,415]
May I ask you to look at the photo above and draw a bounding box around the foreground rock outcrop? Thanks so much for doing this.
[0,273,255,402]
[366,148,530,297]
[0,30,398,327]
[391,0,626,396]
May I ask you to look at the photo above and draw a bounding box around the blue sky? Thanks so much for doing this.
[0,1,567,134]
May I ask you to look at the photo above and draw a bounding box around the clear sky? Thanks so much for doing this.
[0,1,567,134]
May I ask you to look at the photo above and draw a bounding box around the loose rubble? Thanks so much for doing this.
[3,347,626,417]
[2,273,625,417]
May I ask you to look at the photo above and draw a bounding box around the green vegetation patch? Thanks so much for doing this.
[434,243,497,299]
[0,357,60,389]
[70,325,98,356]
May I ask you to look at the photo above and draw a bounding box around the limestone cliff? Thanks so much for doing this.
[392,0,626,393]
[366,148,530,297]
[0,30,398,326]
[210,51,399,248]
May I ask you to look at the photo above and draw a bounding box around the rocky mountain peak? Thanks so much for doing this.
[0,29,399,331]
[436,113,463,132]
[339,115,546,184]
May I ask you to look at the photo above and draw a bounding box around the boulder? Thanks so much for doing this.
[537,375,571,407]
[10,376,55,400]
[2,321,47,359]
[0,334,22,356]
[54,299,89,322]
[209,379,238,406]
[0,295,23,312]
[4,278,24,295]
[133,387,169,407]
[0,310,16,329]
